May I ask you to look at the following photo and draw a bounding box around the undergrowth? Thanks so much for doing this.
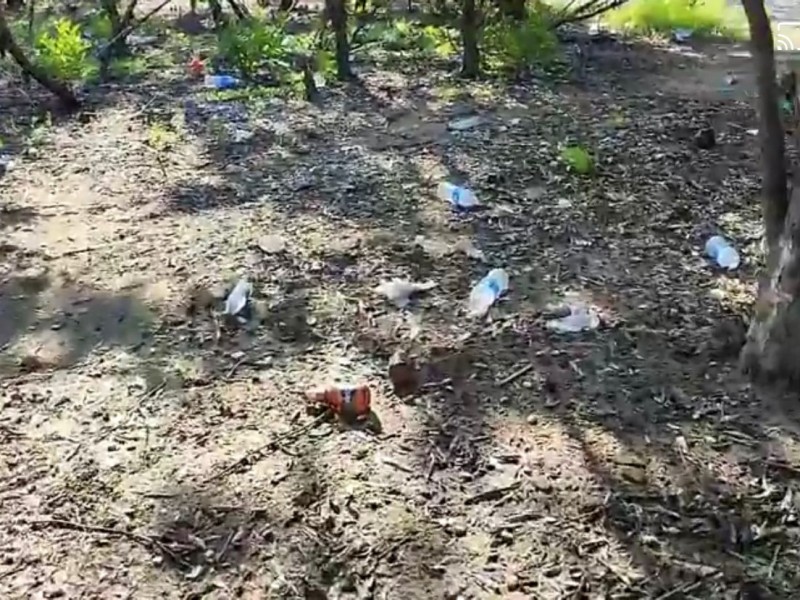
[603,0,747,38]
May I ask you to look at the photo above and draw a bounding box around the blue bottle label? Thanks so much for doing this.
[487,279,500,296]
[451,189,461,204]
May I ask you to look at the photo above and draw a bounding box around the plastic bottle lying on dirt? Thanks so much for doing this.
[704,235,740,271]
[438,182,479,210]
[468,268,509,317]
[204,74,240,90]
[306,385,372,420]
[224,279,251,316]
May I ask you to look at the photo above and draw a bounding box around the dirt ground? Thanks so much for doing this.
[3,9,800,600]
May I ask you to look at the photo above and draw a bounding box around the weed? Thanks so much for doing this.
[604,0,746,38]
[361,20,457,59]
[483,8,558,73]
[216,15,290,82]
[147,122,179,152]
[560,145,594,175]
[35,18,94,82]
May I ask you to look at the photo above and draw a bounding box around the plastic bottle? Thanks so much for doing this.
[704,235,740,270]
[468,268,509,317]
[204,74,240,90]
[438,182,479,210]
[224,278,251,316]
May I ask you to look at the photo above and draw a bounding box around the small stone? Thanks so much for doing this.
[506,572,520,591]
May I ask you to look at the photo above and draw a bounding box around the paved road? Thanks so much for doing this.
[767,0,799,22]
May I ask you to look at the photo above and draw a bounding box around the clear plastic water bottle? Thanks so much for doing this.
[204,74,240,90]
[224,278,251,316]
[438,182,478,210]
[704,235,740,270]
[468,268,509,317]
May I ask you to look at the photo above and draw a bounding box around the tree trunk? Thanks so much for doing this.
[742,0,788,267]
[740,0,800,383]
[0,3,80,110]
[100,0,138,57]
[461,0,480,78]
[326,0,352,80]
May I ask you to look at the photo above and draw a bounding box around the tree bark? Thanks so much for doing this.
[326,0,352,80]
[742,0,788,267]
[0,3,80,110]
[461,0,480,78]
[740,0,800,384]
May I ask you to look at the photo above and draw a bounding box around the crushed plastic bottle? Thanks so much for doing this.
[438,182,479,210]
[704,235,740,270]
[546,305,600,333]
[204,74,240,90]
[468,268,509,317]
[224,278,252,316]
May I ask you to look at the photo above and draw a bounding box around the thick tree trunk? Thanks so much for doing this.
[326,0,352,80]
[0,3,80,110]
[461,0,480,78]
[740,0,800,383]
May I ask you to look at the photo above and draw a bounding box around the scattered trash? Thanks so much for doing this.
[312,72,327,89]
[128,34,158,47]
[224,278,252,316]
[204,74,240,90]
[705,235,740,270]
[725,73,738,86]
[546,305,600,333]
[438,182,479,210]
[448,115,483,132]
[188,56,205,77]
[306,384,372,421]
[0,154,14,176]
[375,279,436,308]
[672,28,693,43]
[468,268,509,317]
[231,128,254,142]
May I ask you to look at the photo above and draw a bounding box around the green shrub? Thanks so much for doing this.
[216,17,290,81]
[604,0,746,38]
[483,8,558,72]
[361,20,457,59]
[35,18,93,81]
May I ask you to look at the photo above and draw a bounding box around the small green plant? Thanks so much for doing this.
[216,16,290,81]
[361,20,457,59]
[146,122,179,152]
[483,9,558,73]
[604,0,746,38]
[560,145,594,175]
[35,18,93,81]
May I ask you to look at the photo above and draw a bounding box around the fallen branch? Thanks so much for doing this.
[465,482,521,505]
[202,412,329,483]
[24,518,184,565]
[497,363,533,387]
